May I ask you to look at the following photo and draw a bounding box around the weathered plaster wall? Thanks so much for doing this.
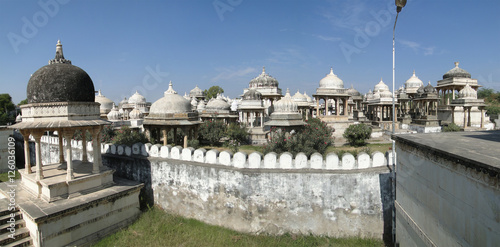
[32,135,393,239]
[395,140,500,246]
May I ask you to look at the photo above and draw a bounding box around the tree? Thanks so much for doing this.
[0,94,16,125]
[198,119,227,146]
[343,123,372,147]
[18,99,28,105]
[477,88,494,99]
[203,86,224,100]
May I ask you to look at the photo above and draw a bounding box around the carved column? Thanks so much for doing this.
[20,130,32,174]
[183,127,188,148]
[32,131,44,180]
[316,97,320,117]
[58,129,65,163]
[463,107,467,128]
[63,129,74,181]
[162,128,167,146]
[480,107,485,128]
[91,126,102,174]
[81,129,88,162]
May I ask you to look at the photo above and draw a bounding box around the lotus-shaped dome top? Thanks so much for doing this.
[405,70,424,89]
[319,67,344,89]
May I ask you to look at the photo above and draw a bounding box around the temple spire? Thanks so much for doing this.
[262,66,266,74]
[49,40,71,65]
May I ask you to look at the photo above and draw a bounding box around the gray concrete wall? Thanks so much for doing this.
[395,140,500,246]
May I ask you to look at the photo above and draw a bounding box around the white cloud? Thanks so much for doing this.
[314,34,341,42]
[211,67,256,82]
[398,39,436,56]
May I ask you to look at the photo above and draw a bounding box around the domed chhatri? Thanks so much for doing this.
[144,81,200,148]
[107,103,122,121]
[206,94,230,111]
[129,107,144,120]
[443,62,471,79]
[189,85,205,100]
[95,90,115,118]
[27,41,95,103]
[458,83,477,99]
[319,67,344,89]
[128,91,147,104]
[242,89,262,101]
[249,67,279,88]
[265,89,305,128]
[404,70,424,96]
[149,81,192,114]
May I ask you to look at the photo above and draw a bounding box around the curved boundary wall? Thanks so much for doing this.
[33,135,394,241]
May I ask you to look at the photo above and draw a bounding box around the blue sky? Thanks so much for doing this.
[1,0,499,104]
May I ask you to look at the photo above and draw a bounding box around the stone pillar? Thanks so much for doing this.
[452,87,455,100]
[20,130,32,174]
[63,129,74,181]
[335,98,339,116]
[145,128,151,141]
[467,107,471,127]
[91,126,102,174]
[162,128,167,146]
[451,106,455,124]
[316,98,320,117]
[81,129,88,162]
[58,130,65,163]
[463,107,467,128]
[183,127,188,148]
[261,111,264,127]
[344,98,348,115]
[250,112,254,128]
[480,107,485,128]
[32,131,44,181]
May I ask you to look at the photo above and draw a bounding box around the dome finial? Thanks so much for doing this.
[330,67,333,74]
[413,70,415,75]
[49,40,71,64]
[165,80,177,95]
[98,89,102,96]
[262,66,266,74]
[455,61,459,68]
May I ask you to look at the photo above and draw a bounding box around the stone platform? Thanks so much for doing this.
[0,176,143,247]
[21,162,114,202]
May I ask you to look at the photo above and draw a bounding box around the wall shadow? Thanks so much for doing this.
[379,172,394,247]
[103,154,153,210]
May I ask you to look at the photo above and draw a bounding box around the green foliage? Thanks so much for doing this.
[113,126,149,146]
[477,88,494,99]
[72,125,115,143]
[343,123,372,147]
[263,118,334,157]
[0,94,16,125]
[224,139,240,153]
[486,105,500,116]
[198,120,227,146]
[188,139,200,149]
[226,122,249,144]
[94,206,384,247]
[18,99,28,105]
[203,86,224,100]
[442,123,462,132]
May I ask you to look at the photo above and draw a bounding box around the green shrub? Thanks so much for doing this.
[485,105,500,115]
[113,126,149,146]
[198,120,227,146]
[263,118,334,157]
[188,139,200,149]
[226,122,249,144]
[343,123,372,147]
[72,125,115,143]
[442,123,461,132]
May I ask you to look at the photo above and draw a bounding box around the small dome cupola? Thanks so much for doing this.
[319,67,344,89]
[27,40,95,104]
[443,62,471,79]
[249,67,279,88]
[458,83,477,99]
[405,70,424,89]
[274,89,298,113]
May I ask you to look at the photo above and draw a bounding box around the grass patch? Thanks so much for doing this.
[93,206,384,247]
[0,170,21,183]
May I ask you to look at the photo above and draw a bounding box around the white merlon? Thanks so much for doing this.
[37,137,390,171]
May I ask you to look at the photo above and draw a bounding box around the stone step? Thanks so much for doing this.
[0,198,12,217]
[0,227,30,246]
[2,236,33,247]
[0,219,26,235]
[0,211,22,226]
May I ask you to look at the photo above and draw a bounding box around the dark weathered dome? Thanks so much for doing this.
[443,62,471,79]
[249,67,279,88]
[26,41,95,104]
[27,63,95,103]
[243,89,262,100]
